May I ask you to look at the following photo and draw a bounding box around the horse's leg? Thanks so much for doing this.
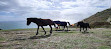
[56,25,58,30]
[88,26,91,29]
[54,24,57,30]
[54,23,56,28]
[83,27,84,32]
[63,26,65,30]
[36,26,39,35]
[80,27,81,32]
[49,25,52,34]
[66,26,68,31]
[86,27,87,32]
[41,26,46,35]
[57,26,59,30]
[58,26,60,29]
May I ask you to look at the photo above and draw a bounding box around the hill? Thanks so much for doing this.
[83,8,111,27]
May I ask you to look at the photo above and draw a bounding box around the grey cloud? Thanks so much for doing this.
[0,0,111,24]
[24,10,61,20]
[0,0,19,11]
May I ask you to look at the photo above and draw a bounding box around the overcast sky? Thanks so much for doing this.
[0,0,111,23]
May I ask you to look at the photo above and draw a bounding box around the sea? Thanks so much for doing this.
[0,21,40,30]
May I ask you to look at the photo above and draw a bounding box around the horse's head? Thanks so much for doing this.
[77,21,84,27]
[77,23,79,27]
[27,18,31,25]
[27,18,41,25]
[27,18,34,25]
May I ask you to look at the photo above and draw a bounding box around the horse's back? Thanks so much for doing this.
[78,22,90,27]
[60,22,67,26]
[54,21,67,26]
[84,23,90,27]
[53,21,61,24]
[41,19,54,25]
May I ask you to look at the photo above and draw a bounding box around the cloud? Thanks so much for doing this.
[0,0,111,24]
[59,6,107,23]
[60,1,78,8]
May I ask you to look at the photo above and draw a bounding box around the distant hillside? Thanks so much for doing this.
[82,8,111,27]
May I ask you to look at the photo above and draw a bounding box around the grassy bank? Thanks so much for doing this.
[0,28,111,49]
[0,28,37,31]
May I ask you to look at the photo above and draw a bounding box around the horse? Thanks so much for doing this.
[27,18,56,35]
[70,24,74,26]
[77,21,91,32]
[0,29,2,30]
[53,21,71,31]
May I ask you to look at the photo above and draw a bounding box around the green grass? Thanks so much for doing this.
[56,31,78,33]
[0,28,111,49]
[0,28,55,32]
[0,28,37,31]
[0,37,6,42]
[98,46,111,49]
[33,41,37,46]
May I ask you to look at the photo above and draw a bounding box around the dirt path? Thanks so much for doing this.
[0,28,111,49]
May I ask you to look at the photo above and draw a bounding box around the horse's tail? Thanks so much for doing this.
[53,22,57,28]
[88,23,91,29]
[67,22,71,26]
[54,23,56,28]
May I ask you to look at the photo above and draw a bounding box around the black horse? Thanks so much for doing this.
[53,21,71,31]
[77,21,91,32]
[0,29,2,30]
[27,18,56,35]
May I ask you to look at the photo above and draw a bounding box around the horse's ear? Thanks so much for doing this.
[27,18,31,20]
[27,18,28,20]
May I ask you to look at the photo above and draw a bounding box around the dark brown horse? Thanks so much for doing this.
[77,21,91,32]
[27,18,56,35]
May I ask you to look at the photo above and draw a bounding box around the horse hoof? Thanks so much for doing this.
[44,34,46,35]
[36,34,38,35]
[50,32,52,33]
[49,34,52,35]
[36,33,38,35]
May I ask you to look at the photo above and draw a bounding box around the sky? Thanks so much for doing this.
[0,0,111,24]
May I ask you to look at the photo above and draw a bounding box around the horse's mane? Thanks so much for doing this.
[54,21,66,22]
[27,17,41,19]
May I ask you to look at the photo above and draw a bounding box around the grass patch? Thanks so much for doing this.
[104,34,111,38]
[64,44,72,49]
[0,44,11,48]
[98,46,111,49]
[0,44,4,47]
[33,41,37,46]
[85,37,105,43]
[81,44,88,49]
[54,31,78,36]
[0,28,37,31]
[0,28,55,32]
[56,31,78,33]
[103,30,111,32]
[0,37,6,42]
[0,28,111,49]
